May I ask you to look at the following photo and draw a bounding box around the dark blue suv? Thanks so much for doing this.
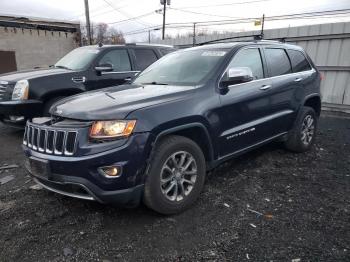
[23,41,321,214]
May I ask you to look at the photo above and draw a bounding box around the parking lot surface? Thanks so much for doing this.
[0,116,349,261]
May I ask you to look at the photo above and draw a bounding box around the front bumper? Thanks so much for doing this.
[0,100,43,122]
[23,132,154,207]
[31,176,144,207]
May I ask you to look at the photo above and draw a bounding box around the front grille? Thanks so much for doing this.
[23,124,78,156]
[0,84,7,101]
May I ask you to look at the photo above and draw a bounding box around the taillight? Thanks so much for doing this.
[320,73,324,81]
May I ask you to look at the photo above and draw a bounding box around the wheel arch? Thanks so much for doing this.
[153,123,215,165]
[303,94,321,116]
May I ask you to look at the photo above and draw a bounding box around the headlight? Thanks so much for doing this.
[90,120,136,139]
[12,80,29,100]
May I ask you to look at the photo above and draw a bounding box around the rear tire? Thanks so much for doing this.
[43,97,65,116]
[143,135,206,215]
[284,106,318,152]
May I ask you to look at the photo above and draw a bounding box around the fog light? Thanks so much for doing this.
[98,166,121,178]
[9,116,25,122]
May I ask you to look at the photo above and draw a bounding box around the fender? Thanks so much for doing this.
[153,122,215,163]
[302,93,321,106]
[42,86,86,101]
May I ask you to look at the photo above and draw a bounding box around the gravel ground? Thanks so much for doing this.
[0,116,349,262]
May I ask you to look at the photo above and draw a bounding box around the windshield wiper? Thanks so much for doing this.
[141,81,168,85]
[55,65,71,70]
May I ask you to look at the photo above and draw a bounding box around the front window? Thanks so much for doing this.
[133,49,228,86]
[55,47,100,70]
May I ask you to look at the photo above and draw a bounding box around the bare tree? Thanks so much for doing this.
[96,23,108,44]
[80,23,126,45]
[108,27,126,44]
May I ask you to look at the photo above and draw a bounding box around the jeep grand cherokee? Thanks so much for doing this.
[22,41,321,214]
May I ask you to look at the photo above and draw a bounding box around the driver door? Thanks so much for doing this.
[86,48,137,90]
[217,47,274,157]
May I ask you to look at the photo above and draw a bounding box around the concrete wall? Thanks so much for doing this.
[152,22,350,112]
[0,27,79,70]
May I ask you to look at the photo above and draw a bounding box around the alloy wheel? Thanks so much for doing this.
[301,115,315,146]
[160,151,198,202]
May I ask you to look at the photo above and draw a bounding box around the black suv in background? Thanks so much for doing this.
[0,43,175,126]
[23,41,321,214]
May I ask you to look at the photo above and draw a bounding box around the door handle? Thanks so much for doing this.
[260,85,271,90]
[124,77,132,81]
[294,77,303,82]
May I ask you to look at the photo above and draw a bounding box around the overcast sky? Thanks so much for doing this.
[1,0,350,41]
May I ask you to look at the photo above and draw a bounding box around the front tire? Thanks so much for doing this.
[143,135,206,215]
[284,106,318,152]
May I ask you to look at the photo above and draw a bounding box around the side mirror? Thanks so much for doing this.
[95,63,113,72]
[220,67,254,88]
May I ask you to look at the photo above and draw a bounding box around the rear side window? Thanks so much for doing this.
[98,49,131,71]
[265,48,292,77]
[228,48,264,80]
[287,49,312,72]
[134,49,158,70]
[160,48,176,56]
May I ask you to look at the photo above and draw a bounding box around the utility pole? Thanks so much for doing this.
[162,0,166,40]
[260,14,265,39]
[192,23,196,46]
[84,0,92,45]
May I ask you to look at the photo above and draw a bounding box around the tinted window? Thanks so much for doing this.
[160,48,176,56]
[265,48,292,77]
[228,48,264,80]
[99,49,131,71]
[134,49,158,70]
[287,49,312,72]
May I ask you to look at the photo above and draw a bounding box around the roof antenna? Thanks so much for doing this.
[98,42,103,47]
[253,35,263,41]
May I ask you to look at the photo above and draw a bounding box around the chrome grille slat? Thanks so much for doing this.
[0,85,8,101]
[32,128,39,150]
[23,125,28,145]
[44,130,48,153]
[38,129,46,152]
[62,132,68,155]
[24,123,78,156]
[29,127,34,147]
[54,131,64,155]
[64,131,78,156]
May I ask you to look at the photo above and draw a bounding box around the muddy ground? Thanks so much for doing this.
[0,116,349,262]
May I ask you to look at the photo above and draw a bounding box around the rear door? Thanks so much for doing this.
[217,47,275,157]
[262,47,300,134]
[85,48,138,90]
[131,48,159,72]
[286,49,316,95]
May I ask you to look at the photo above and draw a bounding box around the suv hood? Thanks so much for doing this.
[0,68,72,83]
[51,84,197,120]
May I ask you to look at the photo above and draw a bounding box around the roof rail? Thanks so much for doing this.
[197,34,290,46]
[198,34,263,45]
[126,42,174,48]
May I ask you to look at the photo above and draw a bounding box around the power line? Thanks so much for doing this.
[79,11,158,28]
[121,8,350,36]
[176,0,274,10]
[169,7,246,20]
[105,11,157,26]
[101,0,150,27]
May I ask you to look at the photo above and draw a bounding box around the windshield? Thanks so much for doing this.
[55,47,100,70]
[133,49,228,86]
